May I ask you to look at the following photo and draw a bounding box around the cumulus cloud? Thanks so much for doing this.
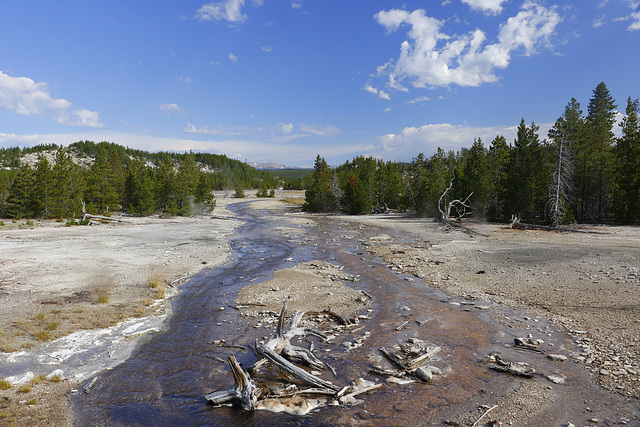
[228,53,239,62]
[0,71,103,128]
[374,2,561,90]
[461,0,509,15]
[159,103,186,117]
[378,122,518,154]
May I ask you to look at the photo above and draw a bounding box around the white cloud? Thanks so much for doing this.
[0,129,365,168]
[378,122,517,154]
[159,103,186,117]
[461,0,509,15]
[374,2,561,90]
[281,123,294,135]
[406,96,431,104]
[0,71,103,128]
[291,2,302,9]
[179,76,192,84]
[229,53,239,62]
[196,0,247,24]
[629,10,640,30]
[364,83,391,100]
[299,123,340,137]
[184,122,244,135]
[261,45,273,52]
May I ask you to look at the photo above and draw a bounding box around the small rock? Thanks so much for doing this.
[599,369,610,376]
[612,369,628,376]
[218,306,225,311]
[414,367,433,382]
[546,374,565,384]
[547,354,568,362]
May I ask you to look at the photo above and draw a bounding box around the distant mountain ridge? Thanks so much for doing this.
[247,161,310,170]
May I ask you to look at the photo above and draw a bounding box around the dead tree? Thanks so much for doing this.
[546,135,573,226]
[253,301,339,392]
[205,355,260,410]
[438,176,473,223]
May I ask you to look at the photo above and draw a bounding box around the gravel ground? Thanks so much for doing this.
[1,194,639,426]
[338,214,640,400]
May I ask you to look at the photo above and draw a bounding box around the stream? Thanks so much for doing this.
[70,202,640,426]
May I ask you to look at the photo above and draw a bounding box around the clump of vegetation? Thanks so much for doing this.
[18,385,31,393]
[234,186,245,198]
[96,289,110,303]
[0,379,11,390]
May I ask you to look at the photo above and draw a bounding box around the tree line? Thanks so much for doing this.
[304,82,640,225]
[0,141,284,219]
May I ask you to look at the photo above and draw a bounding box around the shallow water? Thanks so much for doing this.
[71,202,640,426]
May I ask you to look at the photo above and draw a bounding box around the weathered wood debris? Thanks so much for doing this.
[485,353,535,378]
[205,301,381,413]
[370,338,443,383]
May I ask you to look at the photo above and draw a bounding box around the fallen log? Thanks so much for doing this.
[488,354,535,378]
[256,343,339,392]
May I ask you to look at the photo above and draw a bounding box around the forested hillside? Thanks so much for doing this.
[0,141,285,219]
[305,82,640,225]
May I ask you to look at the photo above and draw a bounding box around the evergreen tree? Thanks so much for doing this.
[303,155,335,212]
[487,135,510,220]
[84,148,120,214]
[503,119,548,222]
[31,155,53,218]
[123,159,155,216]
[175,152,198,215]
[194,173,216,210]
[50,149,84,219]
[5,165,34,218]
[612,97,640,223]
[459,138,491,216]
[578,82,617,221]
[155,156,177,214]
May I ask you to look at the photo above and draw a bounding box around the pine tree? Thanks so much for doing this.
[50,149,84,219]
[503,119,548,222]
[31,155,53,218]
[460,138,491,216]
[124,159,155,216]
[175,152,198,215]
[303,155,335,212]
[5,165,34,219]
[578,82,617,221]
[487,135,510,220]
[155,156,177,214]
[612,97,640,223]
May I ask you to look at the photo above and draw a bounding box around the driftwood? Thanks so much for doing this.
[207,301,385,413]
[488,354,535,378]
[377,342,442,382]
[205,355,260,410]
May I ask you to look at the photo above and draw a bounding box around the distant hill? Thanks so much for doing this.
[247,161,310,170]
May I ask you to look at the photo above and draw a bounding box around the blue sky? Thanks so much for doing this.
[1,0,639,167]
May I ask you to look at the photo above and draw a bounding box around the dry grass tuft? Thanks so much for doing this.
[0,379,11,390]
[282,197,305,206]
